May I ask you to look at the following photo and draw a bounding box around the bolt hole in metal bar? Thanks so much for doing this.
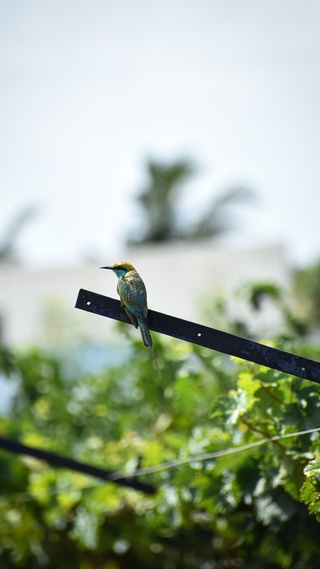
[75,289,320,384]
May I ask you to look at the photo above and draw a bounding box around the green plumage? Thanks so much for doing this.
[100,261,160,374]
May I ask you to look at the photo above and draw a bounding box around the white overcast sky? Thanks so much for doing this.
[1,0,320,268]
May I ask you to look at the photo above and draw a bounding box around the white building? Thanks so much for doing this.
[0,243,290,348]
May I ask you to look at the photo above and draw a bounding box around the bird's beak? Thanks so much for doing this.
[100,266,113,270]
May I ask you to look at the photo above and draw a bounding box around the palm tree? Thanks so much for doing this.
[188,186,253,241]
[128,158,254,245]
[0,206,36,264]
[128,159,194,244]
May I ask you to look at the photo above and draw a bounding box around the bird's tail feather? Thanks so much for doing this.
[150,345,160,376]
[137,317,153,348]
[138,317,160,376]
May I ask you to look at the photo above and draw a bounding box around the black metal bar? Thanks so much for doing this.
[0,436,156,495]
[75,289,320,384]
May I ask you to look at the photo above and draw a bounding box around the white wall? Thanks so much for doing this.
[0,243,290,347]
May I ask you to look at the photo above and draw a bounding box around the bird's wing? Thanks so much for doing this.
[122,303,138,328]
[117,275,148,319]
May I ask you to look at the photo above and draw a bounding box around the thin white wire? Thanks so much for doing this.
[15,426,320,501]
[110,426,320,480]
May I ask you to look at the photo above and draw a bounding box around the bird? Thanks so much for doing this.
[100,261,160,375]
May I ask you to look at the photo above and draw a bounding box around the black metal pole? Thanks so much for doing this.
[0,436,156,495]
[75,289,320,384]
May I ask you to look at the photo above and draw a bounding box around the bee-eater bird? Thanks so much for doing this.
[100,261,160,375]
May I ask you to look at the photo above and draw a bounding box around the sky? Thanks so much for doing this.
[1,0,320,268]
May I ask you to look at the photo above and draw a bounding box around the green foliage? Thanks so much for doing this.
[1,305,320,567]
[200,279,308,340]
[293,260,320,327]
[301,458,320,521]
